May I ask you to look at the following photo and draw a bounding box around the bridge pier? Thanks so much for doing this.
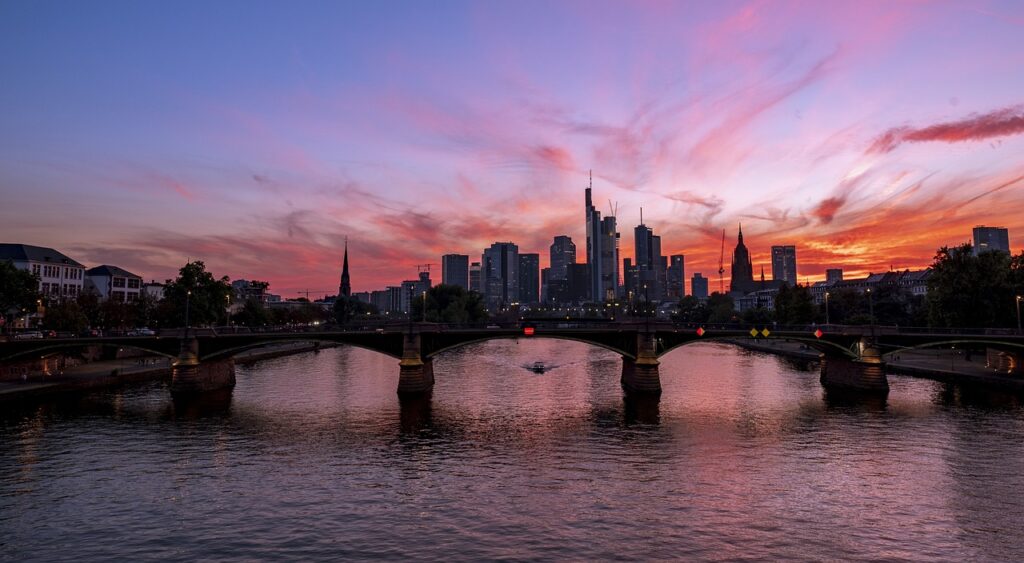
[397,332,434,395]
[170,338,236,397]
[621,331,661,395]
[819,339,888,392]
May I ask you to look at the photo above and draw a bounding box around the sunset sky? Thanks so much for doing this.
[2,0,1023,297]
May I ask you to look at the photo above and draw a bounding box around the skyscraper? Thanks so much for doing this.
[668,255,685,298]
[584,175,619,302]
[441,254,469,290]
[482,242,518,311]
[339,240,351,298]
[549,236,576,281]
[826,268,843,284]
[730,225,755,295]
[973,226,1010,255]
[517,253,540,304]
[692,273,709,300]
[469,262,482,293]
[771,245,797,286]
[633,221,667,301]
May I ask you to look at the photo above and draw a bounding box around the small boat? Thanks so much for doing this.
[530,361,547,373]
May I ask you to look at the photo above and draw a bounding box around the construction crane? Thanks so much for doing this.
[718,229,726,294]
[415,263,436,274]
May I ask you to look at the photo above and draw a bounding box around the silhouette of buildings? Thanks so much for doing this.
[339,241,351,298]
[668,255,685,299]
[549,236,576,281]
[729,225,755,295]
[85,265,142,302]
[584,178,619,302]
[441,254,469,290]
[691,273,708,300]
[482,242,518,311]
[973,226,1010,255]
[469,261,482,293]
[771,245,797,286]
[826,268,843,284]
[518,253,540,304]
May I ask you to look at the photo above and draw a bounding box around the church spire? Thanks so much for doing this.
[339,237,351,298]
[738,223,744,243]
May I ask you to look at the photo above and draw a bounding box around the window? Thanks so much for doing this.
[127,278,140,289]
[42,282,50,294]
[113,277,126,288]
[126,292,138,302]
[112,291,125,302]
[32,264,40,276]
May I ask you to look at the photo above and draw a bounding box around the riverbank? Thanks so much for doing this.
[0,341,336,403]
[730,338,1024,390]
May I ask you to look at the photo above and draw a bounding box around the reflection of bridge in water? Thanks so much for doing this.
[2,322,1023,399]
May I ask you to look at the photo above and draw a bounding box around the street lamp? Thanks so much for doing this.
[824,292,830,325]
[865,288,874,324]
[1016,295,1022,333]
[184,289,192,338]
[421,290,427,323]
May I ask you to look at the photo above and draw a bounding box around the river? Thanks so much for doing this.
[2,340,1023,561]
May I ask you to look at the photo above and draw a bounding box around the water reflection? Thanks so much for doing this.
[622,394,660,425]
[398,393,433,434]
[169,388,234,419]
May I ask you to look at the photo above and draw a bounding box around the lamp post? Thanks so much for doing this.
[184,289,191,338]
[421,290,427,323]
[865,288,874,324]
[1016,295,1022,333]
[824,292,830,325]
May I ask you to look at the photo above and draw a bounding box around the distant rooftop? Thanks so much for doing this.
[86,264,141,279]
[0,243,84,268]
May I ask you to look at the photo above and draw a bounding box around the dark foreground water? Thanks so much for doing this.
[2,341,1024,561]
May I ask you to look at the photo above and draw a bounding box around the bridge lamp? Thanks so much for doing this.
[824,292,830,325]
[1016,296,1022,333]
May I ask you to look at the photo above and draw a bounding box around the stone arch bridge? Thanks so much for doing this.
[2,323,1022,397]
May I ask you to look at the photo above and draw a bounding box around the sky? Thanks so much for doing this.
[1,0,1023,298]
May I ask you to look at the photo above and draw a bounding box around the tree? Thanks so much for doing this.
[927,244,1021,328]
[0,260,40,327]
[42,299,88,333]
[233,298,272,327]
[673,295,708,323]
[706,293,737,323]
[411,284,488,323]
[774,284,815,324]
[157,261,233,327]
[334,295,377,325]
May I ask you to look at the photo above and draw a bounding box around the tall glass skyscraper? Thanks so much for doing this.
[972,226,1010,255]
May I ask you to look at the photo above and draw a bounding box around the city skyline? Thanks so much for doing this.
[2,1,1024,295]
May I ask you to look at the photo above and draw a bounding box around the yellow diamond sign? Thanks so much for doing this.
[749,328,759,337]
[761,328,771,337]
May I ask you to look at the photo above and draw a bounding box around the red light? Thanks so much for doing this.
[523,327,535,336]
[814,329,823,339]
[696,327,705,336]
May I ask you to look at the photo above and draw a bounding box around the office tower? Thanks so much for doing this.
[400,272,432,313]
[339,240,351,297]
[585,176,620,302]
[549,236,576,281]
[972,226,1010,255]
[469,262,482,293]
[517,253,540,304]
[633,222,666,301]
[622,258,637,298]
[771,245,797,286]
[540,268,550,303]
[566,263,590,304]
[692,273,709,300]
[441,254,469,290]
[482,242,519,311]
[668,255,685,298]
[730,225,755,294]
[825,269,843,284]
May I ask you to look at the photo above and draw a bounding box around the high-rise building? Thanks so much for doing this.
[585,176,619,302]
[566,263,590,304]
[668,255,685,298]
[770,245,797,286]
[441,254,469,290]
[826,268,843,284]
[730,225,755,295]
[549,236,576,281]
[633,221,667,301]
[517,253,540,304]
[482,242,518,311]
[973,226,1010,255]
[691,273,709,300]
[400,272,432,313]
[339,240,351,297]
[540,267,551,303]
[469,262,482,293]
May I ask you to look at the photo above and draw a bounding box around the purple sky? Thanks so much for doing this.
[2,0,1023,297]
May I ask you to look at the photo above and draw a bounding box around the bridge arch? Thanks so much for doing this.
[656,335,860,360]
[200,338,404,362]
[0,342,179,363]
[879,339,1024,359]
[424,334,635,360]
